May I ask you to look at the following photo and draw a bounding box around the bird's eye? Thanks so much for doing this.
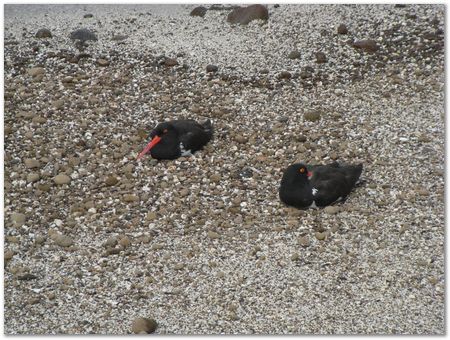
[299,167,305,174]
[163,129,168,133]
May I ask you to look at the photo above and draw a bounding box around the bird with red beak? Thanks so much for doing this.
[137,119,213,160]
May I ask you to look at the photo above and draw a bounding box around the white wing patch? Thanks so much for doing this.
[179,143,193,156]
[312,188,318,196]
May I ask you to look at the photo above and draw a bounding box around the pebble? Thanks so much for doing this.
[164,58,178,67]
[111,34,128,41]
[207,231,220,239]
[52,99,64,109]
[35,28,52,38]
[353,39,379,53]
[298,236,309,247]
[227,4,269,25]
[190,6,207,17]
[104,237,118,248]
[27,67,45,77]
[315,52,327,63]
[132,317,157,334]
[105,175,119,186]
[27,173,40,183]
[123,194,139,202]
[288,50,301,59]
[106,247,121,255]
[337,24,348,34]
[96,58,110,66]
[206,64,218,73]
[315,231,327,241]
[119,236,131,248]
[53,234,74,247]
[234,135,248,144]
[210,174,221,183]
[35,235,46,244]
[54,174,71,185]
[145,212,157,221]
[17,273,38,281]
[429,277,438,285]
[179,188,189,197]
[24,158,40,169]
[417,189,429,196]
[11,212,26,226]
[418,134,431,143]
[304,110,321,122]
[37,183,51,192]
[5,250,14,261]
[291,253,300,261]
[279,71,292,79]
[151,243,164,250]
[174,263,184,270]
[70,28,98,41]
[323,206,340,214]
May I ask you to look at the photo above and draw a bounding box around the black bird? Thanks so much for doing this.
[279,162,363,209]
[137,119,213,160]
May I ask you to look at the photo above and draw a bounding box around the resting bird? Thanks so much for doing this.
[279,162,363,209]
[137,119,213,160]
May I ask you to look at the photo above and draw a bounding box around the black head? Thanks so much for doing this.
[283,163,312,181]
[150,122,177,139]
[136,122,179,160]
[279,163,314,209]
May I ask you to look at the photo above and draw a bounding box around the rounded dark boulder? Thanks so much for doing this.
[190,6,207,17]
[70,28,98,42]
[35,28,52,38]
[315,52,327,63]
[206,64,218,73]
[227,4,269,25]
[353,39,379,53]
[288,50,301,59]
[337,24,348,34]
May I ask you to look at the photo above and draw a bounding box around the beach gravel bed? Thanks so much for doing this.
[4,3,444,335]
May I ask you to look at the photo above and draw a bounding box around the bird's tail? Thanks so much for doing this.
[202,119,214,139]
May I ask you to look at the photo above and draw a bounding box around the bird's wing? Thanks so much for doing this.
[310,174,348,206]
[179,129,210,152]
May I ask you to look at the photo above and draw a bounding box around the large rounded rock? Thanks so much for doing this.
[304,110,321,122]
[26,68,45,77]
[24,158,41,169]
[288,50,301,59]
[353,39,379,53]
[35,28,52,38]
[206,64,218,73]
[54,174,71,185]
[27,173,40,183]
[315,52,327,63]
[337,24,348,34]
[70,28,98,42]
[227,5,269,25]
[132,317,157,334]
[11,213,26,227]
[111,34,128,41]
[190,6,207,17]
[52,233,74,247]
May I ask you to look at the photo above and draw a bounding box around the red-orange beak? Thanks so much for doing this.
[307,171,313,178]
[136,135,162,160]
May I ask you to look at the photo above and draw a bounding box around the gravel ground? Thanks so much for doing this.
[4,4,445,335]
